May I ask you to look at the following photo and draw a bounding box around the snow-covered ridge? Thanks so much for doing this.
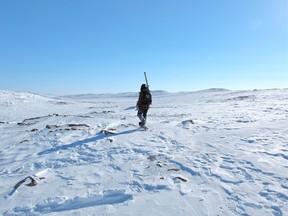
[54,90,170,101]
[0,88,288,215]
[1,88,286,101]
[0,90,52,101]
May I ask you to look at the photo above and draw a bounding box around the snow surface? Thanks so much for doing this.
[0,89,287,216]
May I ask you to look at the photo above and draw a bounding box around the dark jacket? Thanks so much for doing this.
[137,87,152,109]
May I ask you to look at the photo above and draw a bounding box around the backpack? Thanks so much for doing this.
[141,88,152,104]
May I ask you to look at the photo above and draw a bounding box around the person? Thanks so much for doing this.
[136,84,152,127]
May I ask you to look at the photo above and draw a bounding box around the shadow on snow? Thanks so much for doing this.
[38,129,139,156]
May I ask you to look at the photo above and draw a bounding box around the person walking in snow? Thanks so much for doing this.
[136,84,152,127]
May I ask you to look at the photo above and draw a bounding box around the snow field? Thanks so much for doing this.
[0,89,287,215]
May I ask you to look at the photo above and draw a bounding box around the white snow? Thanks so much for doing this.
[0,88,287,216]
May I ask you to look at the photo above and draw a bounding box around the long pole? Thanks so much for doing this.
[144,72,149,87]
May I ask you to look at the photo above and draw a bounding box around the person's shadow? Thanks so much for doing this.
[38,129,139,156]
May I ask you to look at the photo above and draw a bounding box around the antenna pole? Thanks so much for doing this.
[144,72,149,87]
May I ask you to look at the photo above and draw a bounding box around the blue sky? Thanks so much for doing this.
[0,0,287,94]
